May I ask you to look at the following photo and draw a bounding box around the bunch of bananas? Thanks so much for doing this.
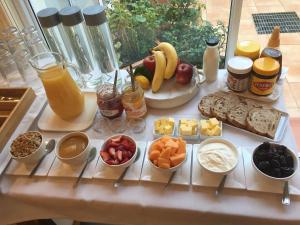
[151,42,178,92]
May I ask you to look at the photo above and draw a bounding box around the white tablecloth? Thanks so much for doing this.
[0,70,299,225]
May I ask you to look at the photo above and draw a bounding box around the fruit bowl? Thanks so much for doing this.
[252,142,298,181]
[148,136,187,173]
[99,134,137,168]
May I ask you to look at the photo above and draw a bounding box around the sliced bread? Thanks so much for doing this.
[246,108,281,139]
[211,94,240,122]
[227,102,249,128]
[198,94,219,117]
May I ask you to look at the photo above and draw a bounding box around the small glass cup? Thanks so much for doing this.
[122,82,147,119]
[21,26,39,43]
[7,37,28,54]
[27,37,48,56]
[1,26,20,42]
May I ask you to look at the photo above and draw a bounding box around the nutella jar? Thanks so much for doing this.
[227,56,253,92]
[97,83,123,119]
[260,48,282,81]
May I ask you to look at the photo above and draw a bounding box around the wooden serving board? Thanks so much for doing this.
[0,88,36,151]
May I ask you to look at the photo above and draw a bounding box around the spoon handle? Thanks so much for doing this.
[114,166,129,188]
[30,153,47,177]
[73,160,89,188]
[215,175,227,196]
[282,181,290,206]
[164,171,176,189]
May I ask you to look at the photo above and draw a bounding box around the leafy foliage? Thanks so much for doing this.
[105,0,227,67]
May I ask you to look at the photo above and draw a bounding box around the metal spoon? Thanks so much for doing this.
[215,175,227,196]
[73,147,97,188]
[113,147,140,188]
[164,171,177,190]
[30,139,56,177]
[282,181,290,206]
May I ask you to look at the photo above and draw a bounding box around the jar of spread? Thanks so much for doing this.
[235,40,261,61]
[250,57,280,96]
[227,56,253,92]
[97,83,123,119]
[260,47,282,81]
[122,82,147,119]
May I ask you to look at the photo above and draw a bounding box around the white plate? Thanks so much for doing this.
[144,67,201,109]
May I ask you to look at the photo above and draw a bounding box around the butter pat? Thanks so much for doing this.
[154,118,175,135]
[200,118,221,136]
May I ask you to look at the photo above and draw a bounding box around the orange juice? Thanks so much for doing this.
[40,65,84,120]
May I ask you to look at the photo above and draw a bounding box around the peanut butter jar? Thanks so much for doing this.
[250,57,280,96]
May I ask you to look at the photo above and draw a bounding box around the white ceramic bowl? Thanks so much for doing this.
[56,132,90,166]
[99,134,137,169]
[10,131,45,164]
[197,138,239,175]
[148,137,187,173]
[252,143,299,181]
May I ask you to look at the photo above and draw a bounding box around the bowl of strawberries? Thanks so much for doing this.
[99,134,137,168]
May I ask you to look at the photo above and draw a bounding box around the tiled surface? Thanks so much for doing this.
[206,0,300,149]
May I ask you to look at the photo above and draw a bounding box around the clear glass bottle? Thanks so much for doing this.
[203,37,219,82]
[83,5,120,86]
[59,6,94,81]
[37,7,72,61]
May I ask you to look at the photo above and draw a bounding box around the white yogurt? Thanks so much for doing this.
[198,142,237,173]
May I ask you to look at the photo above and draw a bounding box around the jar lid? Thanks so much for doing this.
[236,40,260,60]
[227,56,253,74]
[261,47,282,58]
[37,8,60,28]
[59,6,83,26]
[206,37,219,46]
[83,5,107,26]
[253,57,280,76]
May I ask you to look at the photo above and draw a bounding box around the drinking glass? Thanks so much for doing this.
[27,37,48,55]
[7,37,28,54]
[1,26,20,42]
[29,52,86,120]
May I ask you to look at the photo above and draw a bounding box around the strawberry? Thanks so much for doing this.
[108,147,116,158]
[100,151,110,161]
[121,157,129,163]
[117,150,123,161]
[122,150,129,158]
[111,135,123,143]
[106,159,115,165]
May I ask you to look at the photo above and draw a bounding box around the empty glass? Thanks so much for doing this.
[20,26,40,44]
[27,37,48,55]
[1,26,20,42]
[7,37,29,54]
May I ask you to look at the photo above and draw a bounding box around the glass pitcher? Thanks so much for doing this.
[29,52,85,120]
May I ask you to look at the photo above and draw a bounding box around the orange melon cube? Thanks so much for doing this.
[149,150,160,161]
[158,157,170,165]
[170,153,186,167]
[151,141,164,151]
[177,139,186,154]
[153,159,158,166]
[160,147,171,159]
[159,162,171,169]
[165,139,179,149]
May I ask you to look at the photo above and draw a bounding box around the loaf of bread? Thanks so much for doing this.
[198,92,282,139]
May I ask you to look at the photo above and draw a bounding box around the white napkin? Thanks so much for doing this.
[192,144,246,189]
[47,140,102,178]
[140,143,192,185]
[243,147,300,195]
[93,141,147,181]
[5,151,56,176]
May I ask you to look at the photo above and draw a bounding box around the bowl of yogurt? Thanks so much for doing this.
[197,138,239,175]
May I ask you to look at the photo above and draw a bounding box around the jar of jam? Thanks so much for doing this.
[260,47,282,81]
[250,57,280,96]
[235,40,261,61]
[122,82,147,119]
[97,83,123,119]
[227,56,253,92]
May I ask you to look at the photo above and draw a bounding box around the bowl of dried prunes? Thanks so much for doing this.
[252,142,298,181]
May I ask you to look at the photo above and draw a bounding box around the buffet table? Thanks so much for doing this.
[0,70,300,225]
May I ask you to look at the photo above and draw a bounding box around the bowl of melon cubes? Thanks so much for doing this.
[148,136,187,172]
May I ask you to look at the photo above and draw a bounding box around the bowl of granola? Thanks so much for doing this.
[10,131,45,164]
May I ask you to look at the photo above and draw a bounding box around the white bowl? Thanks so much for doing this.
[56,132,90,166]
[99,134,137,169]
[148,137,187,173]
[10,131,45,164]
[252,143,298,181]
[197,138,239,175]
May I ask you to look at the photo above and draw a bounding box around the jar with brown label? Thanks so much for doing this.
[250,57,280,96]
[227,56,253,92]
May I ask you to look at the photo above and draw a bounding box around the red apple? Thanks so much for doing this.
[143,55,155,73]
[175,63,193,85]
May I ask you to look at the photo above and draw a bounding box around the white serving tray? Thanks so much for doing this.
[144,67,203,109]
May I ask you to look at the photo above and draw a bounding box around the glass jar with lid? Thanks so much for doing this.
[122,82,147,119]
[83,5,120,86]
[96,83,123,119]
[235,40,261,61]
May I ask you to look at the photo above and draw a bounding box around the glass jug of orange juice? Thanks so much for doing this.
[29,52,85,120]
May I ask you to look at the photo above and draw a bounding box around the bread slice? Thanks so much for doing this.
[227,102,249,128]
[211,94,240,122]
[198,94,219,117]
[246,108,281,139]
